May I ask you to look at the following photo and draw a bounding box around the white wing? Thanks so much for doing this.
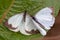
[8,13,23,28]
[19,19,31,35]
[32,19,47,36]
[24,14,37,32]
[8,13,31,35]
[35,7,55,30]
[24,14,46,36]
[8,13,24,32]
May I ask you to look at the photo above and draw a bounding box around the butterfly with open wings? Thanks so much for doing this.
[5,7,55,36]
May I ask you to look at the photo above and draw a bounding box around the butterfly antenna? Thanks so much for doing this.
[23,11,27,22]
[31,16,45,29]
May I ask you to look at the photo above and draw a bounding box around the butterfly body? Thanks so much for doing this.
[5,7,55,36]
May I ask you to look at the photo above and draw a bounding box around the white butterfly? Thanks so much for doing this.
[5,7,55,36]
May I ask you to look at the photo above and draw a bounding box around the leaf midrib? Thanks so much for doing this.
[0,0,15,24]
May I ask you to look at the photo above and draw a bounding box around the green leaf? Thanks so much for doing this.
[0,0,60,40]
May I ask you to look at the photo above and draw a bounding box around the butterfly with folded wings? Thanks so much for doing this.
[5,7,55,36]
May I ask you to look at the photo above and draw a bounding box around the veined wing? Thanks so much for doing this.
[35,7,55,30]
